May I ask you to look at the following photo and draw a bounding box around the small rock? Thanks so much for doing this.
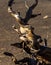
[43,15,48,19]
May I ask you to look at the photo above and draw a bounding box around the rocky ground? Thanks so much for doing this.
[0,0,51,65]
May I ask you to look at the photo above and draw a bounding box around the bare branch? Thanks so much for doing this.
[25,1,29,9]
